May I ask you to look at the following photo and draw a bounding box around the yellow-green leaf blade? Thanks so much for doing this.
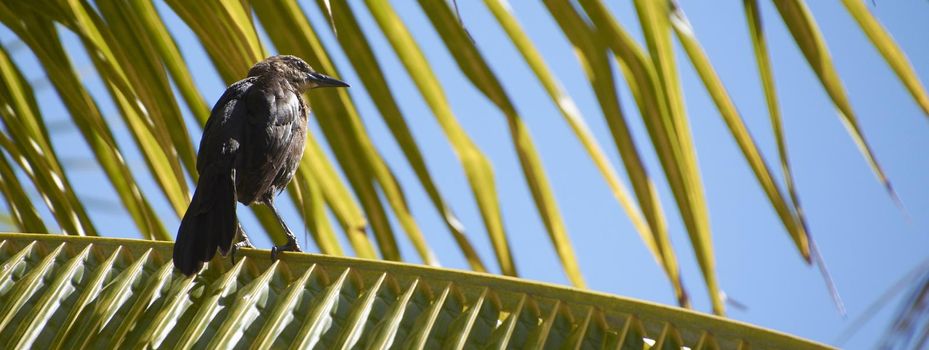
[0,151,46,233]
[0,6,168,240]
[743,0,811,254]
[363,0,517,276]
[318,0,486,272]
[670,5,810,258]
[840,0,929,116]
[541,0,688,306]
[576,0,723,314]
[773,0,901,206]
[419,0,584,287]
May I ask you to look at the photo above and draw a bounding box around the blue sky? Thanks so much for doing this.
[2,1,928,348]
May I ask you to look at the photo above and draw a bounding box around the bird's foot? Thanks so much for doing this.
[229,240,254,265]
[236,223,255,248]
[236,235,255,249]
[270,240,302,261]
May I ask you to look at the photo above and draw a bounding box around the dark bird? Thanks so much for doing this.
[173,55,349,275]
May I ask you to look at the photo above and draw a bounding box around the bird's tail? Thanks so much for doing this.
[173,171,238,275]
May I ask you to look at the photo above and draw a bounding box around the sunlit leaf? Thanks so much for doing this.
[840,0,929,117]
[94,0,199,178]
[0,5,168,240]
[743,0,808,242]
[0,151,46,233]
[419,0,584,286]
[669,4,810,258]
[0,44,95,236]
[315,0,487,271]
[21,0,194,215]
[741,1,853,316]
[574,0,723,314]
[772,0,901,208]
[0,233,833,349]
[126,0,212,126]
[540,0,688,306]
[363,0,517,276]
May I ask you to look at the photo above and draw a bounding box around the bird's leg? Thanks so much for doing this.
[229,223,254,265]
[268,200,302,261]
[235,223,255,248]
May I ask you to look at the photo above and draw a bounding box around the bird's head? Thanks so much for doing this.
[248,55,349,93]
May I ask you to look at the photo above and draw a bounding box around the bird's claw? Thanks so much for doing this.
[229,240,254,265]
[270,241,302,261]
[236,224,254,248]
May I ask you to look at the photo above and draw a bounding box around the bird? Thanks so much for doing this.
[173,55,349,276]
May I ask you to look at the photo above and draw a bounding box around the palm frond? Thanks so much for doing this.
[0,233,833,349]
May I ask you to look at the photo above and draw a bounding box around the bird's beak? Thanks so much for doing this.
[307,72,350,88]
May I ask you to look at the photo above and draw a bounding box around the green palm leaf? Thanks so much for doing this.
[419,0,583,287]
[772,0,901,207]
[362,0,516,276]
[0,3,168,240]
[574,0,722,314]
[669,5,810,258]
[839,0,929,117]
[0,45,96,236]
[316,0,486,272]
[542,0,687,307]
[0,233,832,349]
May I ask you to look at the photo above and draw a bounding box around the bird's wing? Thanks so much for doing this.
[190,78,255,213]
[175,78,255,273]
[196,77,255,175]
[235,77,305,204]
